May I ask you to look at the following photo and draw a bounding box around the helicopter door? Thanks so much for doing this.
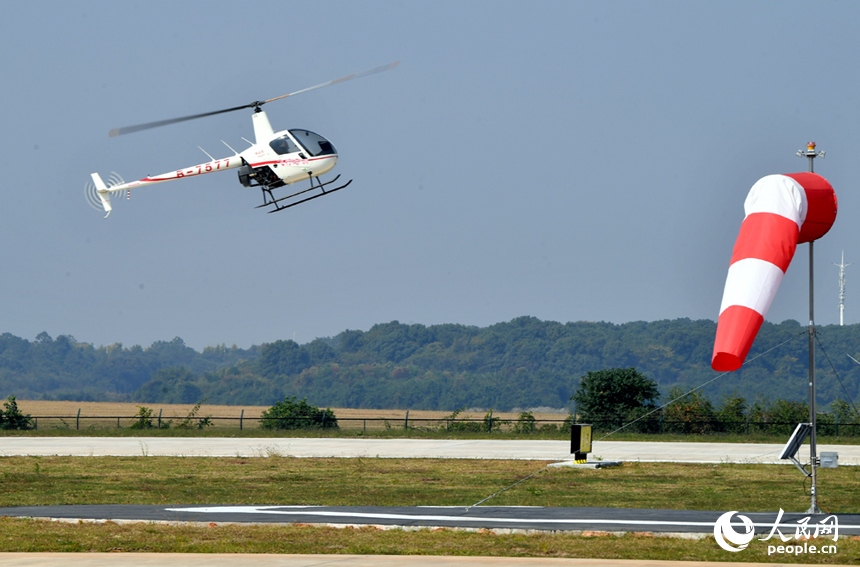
[269,134,302,157]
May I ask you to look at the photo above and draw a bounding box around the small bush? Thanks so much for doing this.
[175,401,213,430]
[560,414,575,434]
[442,408,483,432]
[129,406,170,430]
[260,397,338,430]
[514,411,536,434]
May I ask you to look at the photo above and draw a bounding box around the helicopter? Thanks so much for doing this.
[87,61,400,218]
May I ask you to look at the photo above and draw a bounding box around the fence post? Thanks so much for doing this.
[836,413,839,437]
[405,410,409,430]
[240,409,244,431]
[76,408,80,430]
[158,408,162,429]
[322,409,327,428]
[117,416,120,428]
[659,411,663,434]
[34,417,37,430]
[363,419,366,432]
[488,410,493,432]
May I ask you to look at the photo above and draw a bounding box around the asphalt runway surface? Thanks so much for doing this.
[2,504,859,536]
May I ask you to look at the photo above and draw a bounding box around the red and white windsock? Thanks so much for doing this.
[712,172,837,372]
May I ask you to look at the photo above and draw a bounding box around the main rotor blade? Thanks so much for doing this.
[108,60,400,138]
[109,102,258,137]
[263,60,400,104]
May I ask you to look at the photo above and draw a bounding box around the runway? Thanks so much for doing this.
[2,437,858,464]
[2,504,859,536]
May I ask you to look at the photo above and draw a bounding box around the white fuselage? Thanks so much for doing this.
[103,111,337,194]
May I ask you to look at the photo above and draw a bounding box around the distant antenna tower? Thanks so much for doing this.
[834,250,851,325]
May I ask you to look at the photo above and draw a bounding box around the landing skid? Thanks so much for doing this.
[256,174,353,213]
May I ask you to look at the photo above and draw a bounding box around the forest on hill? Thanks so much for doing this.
[1,317,859,411]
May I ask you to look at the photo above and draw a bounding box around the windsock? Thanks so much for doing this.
[712,172,837,371]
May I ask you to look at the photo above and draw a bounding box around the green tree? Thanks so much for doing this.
[258,340,310,377]
[768,399,809,436]
[1,396,32,430]
[663,387,716,434]
[570,367,659,425]
[715,391,747,434]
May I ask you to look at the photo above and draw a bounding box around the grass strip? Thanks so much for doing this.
[0,518,857,563]
[1,457,859,513]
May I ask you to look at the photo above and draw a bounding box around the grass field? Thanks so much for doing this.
[1,456,858,561]
[2,457,859,512]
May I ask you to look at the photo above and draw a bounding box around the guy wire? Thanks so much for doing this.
[467,330,805,510]
[814,332,860,418]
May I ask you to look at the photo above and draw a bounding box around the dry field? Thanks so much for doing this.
[12,400,569,432]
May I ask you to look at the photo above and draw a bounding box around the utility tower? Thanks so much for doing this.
[834,251,850,326]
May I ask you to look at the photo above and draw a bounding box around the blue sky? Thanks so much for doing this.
[1,1,858,349]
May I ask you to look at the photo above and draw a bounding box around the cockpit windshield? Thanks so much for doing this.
[289,129,337,157]
[269,135,301,156]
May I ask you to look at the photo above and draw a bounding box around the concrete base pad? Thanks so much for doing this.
[548,460,622,469]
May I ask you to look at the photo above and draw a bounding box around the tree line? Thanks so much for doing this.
[1,317,859,411]
[571,368,860,436]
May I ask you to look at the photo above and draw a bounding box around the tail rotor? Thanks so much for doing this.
[84,172,125,216]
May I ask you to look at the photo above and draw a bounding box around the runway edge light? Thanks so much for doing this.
[571,424,592,463]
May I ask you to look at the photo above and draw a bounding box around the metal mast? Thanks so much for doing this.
[834,251,850,326]
[796,141,825,514]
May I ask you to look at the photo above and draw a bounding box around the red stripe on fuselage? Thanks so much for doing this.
[249,155,336,168]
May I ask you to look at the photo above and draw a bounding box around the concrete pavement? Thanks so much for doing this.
[1,437,858,464]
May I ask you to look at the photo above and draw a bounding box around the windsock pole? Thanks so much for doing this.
[798,141,824,514]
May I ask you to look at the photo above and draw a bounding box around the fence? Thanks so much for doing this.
[18,410,860,437]
[24,413,512,432]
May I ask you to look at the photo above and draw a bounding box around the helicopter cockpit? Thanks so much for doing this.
[268,130,337,157]
[290,129,337,156]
